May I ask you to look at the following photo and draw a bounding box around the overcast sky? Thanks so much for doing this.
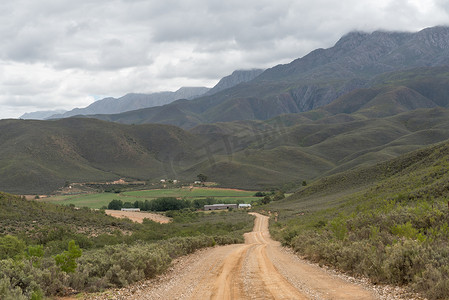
[1,0,448,119]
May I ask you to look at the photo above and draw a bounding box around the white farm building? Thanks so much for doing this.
[121,208,140,212]
[203,204,251,211]
[204,204,238,211]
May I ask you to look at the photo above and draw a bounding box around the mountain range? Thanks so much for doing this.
[46,87,210,119]
[84,26,449,128]
[20,110,67,120]
[4,26,449,194]
[20,69,265,120]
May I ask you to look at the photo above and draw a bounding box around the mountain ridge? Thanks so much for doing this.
[21,69,265,120]
[83,26,449,128]
[46,87,210,119]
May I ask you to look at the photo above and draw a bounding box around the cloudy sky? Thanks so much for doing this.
[1,0,448,119]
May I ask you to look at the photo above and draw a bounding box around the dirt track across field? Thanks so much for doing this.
[105,210,171,224]
[94,212,377,299]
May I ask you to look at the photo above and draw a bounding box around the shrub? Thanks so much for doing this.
[328,217,348,241]
[72,235,216,290]
[0,258,57,298]
[0,276,27,300]
[54,240,82,273]
[413,265,449,300]
[382,239,425,285]
[272,191,285,201]
[0,235,26,260]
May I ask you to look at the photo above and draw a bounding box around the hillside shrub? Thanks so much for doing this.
[0,235,26,260]
[71,235,216,291]
[0,192,254,298]
[382,239,426,285]
[272,148,449,300]
[0,276,27,300]
[54,240,82,273]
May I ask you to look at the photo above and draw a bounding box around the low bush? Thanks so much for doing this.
[0,192,254,299]
[272,147,449,299]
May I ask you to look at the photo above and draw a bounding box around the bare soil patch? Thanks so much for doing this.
[105,210,171,224]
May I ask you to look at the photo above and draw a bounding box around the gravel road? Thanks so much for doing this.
[81,212,426,300]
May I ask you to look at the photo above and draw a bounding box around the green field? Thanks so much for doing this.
[44,187,257,209]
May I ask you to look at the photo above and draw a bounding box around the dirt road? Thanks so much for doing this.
[100,212,376,300]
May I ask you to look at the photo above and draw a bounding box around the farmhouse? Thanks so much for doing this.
[204,204,238,211]
[239,203,252,209]
[121,208,141,212]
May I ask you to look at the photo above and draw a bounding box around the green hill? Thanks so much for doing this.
[193,107,449,189]
[269,140,449,299]
[0,118,204,194]
[4,104,449,194]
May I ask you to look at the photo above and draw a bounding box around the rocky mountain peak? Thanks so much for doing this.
[333,31,369,50]
[204,69,265,95]
[413,26,449,49]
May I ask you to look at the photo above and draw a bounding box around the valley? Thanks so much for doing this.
[43,187,257,209]
[2,26,449,300]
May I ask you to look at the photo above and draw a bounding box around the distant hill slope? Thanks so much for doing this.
[22,69,265,121]
[20,109,67,120]
[86,26,449,128]
[0,118,205,194]
[3,101,449,194]
[46,87,210,119]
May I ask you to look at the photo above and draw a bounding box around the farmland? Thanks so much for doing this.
[44,187,257,209]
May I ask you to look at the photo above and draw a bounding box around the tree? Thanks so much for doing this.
[149,197,190,211]
[192,197,216,209]
[302,180,307,186]
[197,173,208,182]
[272,191,285,201]
[261,196,271,205]
[254,192,266,197]
[107,199,123,210]
[54,240,82,273]
[122,201,134,208]
[26,245,44,268]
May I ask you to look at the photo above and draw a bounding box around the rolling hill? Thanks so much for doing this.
[268,138,449,299]
[0,118,205,193]
[3,100,449,194]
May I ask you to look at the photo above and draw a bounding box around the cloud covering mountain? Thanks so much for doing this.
[1,0,448,119]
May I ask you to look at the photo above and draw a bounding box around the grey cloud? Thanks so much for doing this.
[1,0,449,119]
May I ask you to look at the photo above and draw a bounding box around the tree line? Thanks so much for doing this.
[107,197,233,212]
